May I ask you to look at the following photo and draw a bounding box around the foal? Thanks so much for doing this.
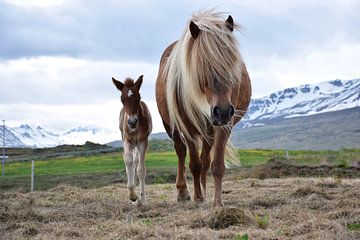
[112,75,152,204]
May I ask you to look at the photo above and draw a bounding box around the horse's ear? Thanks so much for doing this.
[225,15,234,32]
[189,21,200,38]
[112,77,124,91]
[135,75,143,90]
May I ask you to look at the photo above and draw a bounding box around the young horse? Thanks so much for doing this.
[155,11,251,207]
[113,75,152,204]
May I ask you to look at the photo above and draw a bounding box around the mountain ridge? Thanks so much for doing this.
[1,78,359,148]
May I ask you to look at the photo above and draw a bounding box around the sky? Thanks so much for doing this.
[0,0,360,134]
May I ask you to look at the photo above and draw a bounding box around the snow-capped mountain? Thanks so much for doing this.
[60,126,119,145]
[1,124,119,148]
[10,124,60,147]
[243,78,360,124]
[2,78,359,148]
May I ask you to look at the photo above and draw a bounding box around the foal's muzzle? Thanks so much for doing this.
[127,117,138,129]
[211,105,235,126]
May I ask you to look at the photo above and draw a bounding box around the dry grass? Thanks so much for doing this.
[1,177,360,240]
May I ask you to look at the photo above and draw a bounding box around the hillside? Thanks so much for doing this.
[1,178,359,239]
[231,107,360,150]
[242,78,360,123]
[1,78,359,148]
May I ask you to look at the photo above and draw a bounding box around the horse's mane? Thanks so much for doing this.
[164,10,244,143]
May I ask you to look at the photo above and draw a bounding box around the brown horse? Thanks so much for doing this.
[113,75,152,205]
[155,11,251,207]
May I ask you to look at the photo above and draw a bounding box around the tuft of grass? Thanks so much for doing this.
[233,233,249,240]
[141,218,152,226]
[347,223,360,231]
[255,211,269,229]
[206,208,252,230]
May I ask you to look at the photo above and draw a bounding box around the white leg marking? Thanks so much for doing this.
[123,141,137,200]
[136,140,148,204]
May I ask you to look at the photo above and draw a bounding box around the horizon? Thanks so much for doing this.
[3,76,359,134]
[1,0,360,133]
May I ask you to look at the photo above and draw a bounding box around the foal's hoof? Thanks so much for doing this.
[129,192,138,202]
[177,188,191,201]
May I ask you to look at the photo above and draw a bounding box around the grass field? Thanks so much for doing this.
[1,148,359,192]
[2,178,360,239]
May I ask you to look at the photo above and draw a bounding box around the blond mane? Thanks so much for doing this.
[164,10,244,144]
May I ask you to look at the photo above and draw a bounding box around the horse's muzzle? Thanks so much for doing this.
[127,117,138,129]
[211,105,234,126]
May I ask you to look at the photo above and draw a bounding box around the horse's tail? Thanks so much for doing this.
[210,139,240,169]
[224,141,241,168]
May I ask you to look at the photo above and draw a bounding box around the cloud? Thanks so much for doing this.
[0,100,164,133]
[248,37,360,97]
[0,56,158,104]
[1,0,360,134]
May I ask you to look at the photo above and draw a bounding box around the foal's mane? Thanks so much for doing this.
[164,10,244,143]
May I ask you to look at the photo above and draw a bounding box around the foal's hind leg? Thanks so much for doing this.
[188,140,204,202]
[136,140,148,204]
[173,131,190,201]
[123,141,137,202]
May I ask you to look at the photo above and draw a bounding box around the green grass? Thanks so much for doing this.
[1,148,359,192]
[347,223,360,231]
[3,148,359,177]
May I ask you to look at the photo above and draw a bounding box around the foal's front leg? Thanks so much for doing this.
[123,141,137,202]
[136,140,148,204]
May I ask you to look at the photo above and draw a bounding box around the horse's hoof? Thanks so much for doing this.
[177,188,191,201]
[133,198,146,206]
[194,195,205,202]
[212,200,224,208]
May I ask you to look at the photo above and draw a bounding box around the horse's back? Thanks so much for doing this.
[155,41,177,131]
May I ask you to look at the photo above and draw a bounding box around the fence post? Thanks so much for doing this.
[31,160,34,192]
[2,120,5,177]
[285,150,289,160]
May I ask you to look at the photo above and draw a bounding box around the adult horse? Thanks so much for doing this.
[155,11,251,207]
[113,75,152,205]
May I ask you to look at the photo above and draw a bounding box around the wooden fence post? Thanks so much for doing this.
[31,160,34,192]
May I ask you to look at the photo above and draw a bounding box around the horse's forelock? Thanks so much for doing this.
[165,10,243,143]
[124,78,135,88]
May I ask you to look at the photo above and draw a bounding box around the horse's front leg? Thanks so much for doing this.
[211,129,230,207]
[188,140,204,202]
[123,141,137,202]
[173,130,190,201]
[136,140,148,204]
[200,139,212,200]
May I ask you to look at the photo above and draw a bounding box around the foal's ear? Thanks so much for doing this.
[112,77,124,91]
[189,21,200,38]
[134,75,143,90]
[225,15,234,32]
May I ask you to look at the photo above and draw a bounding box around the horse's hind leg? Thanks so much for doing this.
[173,131,190,201]
[200,140,212,200]
[123,141,137,202]
[136,140,148,204]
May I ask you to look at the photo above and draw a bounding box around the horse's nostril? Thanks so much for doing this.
[212,106,220,119]
[229,105,235,118]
